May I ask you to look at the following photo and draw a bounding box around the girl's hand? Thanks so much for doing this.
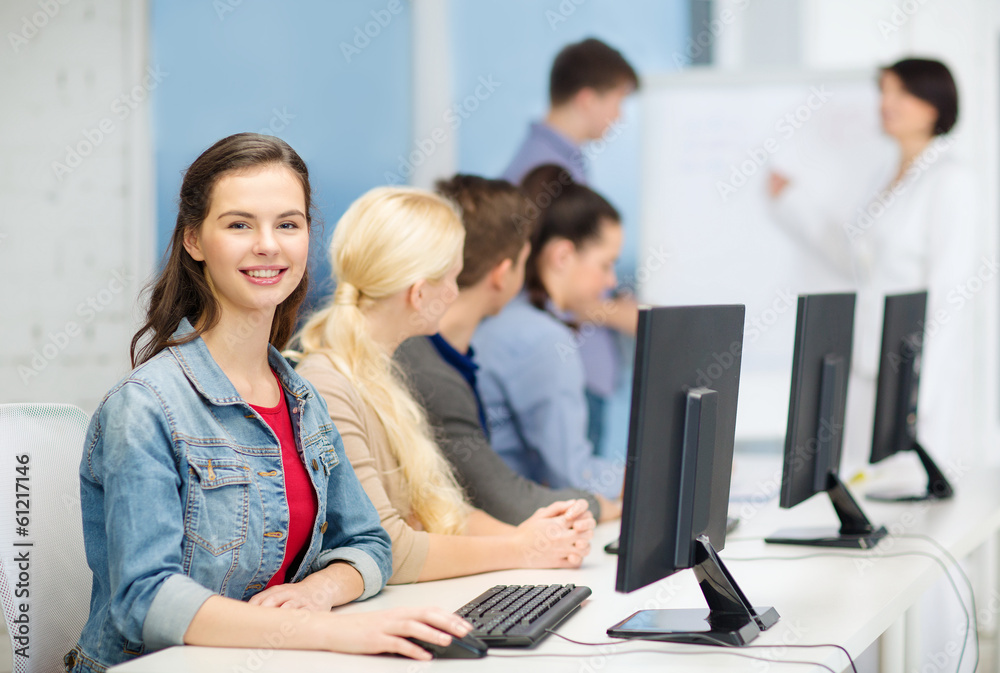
[325,607,473,660]
[248,581,333,612]
[515,499,595,568]
[248,562,363,611]
[768,171,790,198]
[595,493,623,522]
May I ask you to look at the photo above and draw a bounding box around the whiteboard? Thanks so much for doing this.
[638,70,897,439]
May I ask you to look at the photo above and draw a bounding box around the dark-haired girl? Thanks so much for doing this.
[66,134,470,672]
[768,58,977,469]
[472,164,625,501]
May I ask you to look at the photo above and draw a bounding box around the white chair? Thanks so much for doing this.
[0,404,90,673]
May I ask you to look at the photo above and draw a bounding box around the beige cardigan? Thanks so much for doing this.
[296,354,430,584]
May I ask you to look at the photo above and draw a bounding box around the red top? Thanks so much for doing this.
[250,371,319,589]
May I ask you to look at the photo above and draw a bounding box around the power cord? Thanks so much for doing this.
[488,632,841,673]
[724,542,976,673]
[485,533,975,673]
[543,630,857,673]
[896,533,980,673]
[693,636,858,673]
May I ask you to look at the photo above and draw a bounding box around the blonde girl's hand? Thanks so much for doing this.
[515,499,594,569]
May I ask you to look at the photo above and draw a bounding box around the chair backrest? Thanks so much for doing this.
[0,404,90,673]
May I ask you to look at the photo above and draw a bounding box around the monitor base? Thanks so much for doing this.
[609,536,780,646]
[765,525,888,549]
[866,489,948,503]
[867,441,954,503]
[607,607,762,646]
[751,605,781,631]
[770,473,887,549]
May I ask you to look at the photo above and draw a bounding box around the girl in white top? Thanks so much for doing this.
[769,58,979,471]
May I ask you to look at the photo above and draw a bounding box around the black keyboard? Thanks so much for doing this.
[456,584,591,648]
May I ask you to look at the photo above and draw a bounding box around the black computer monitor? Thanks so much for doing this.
[868,291,954,501]
[608,305,779,646]
[765,293,887,549]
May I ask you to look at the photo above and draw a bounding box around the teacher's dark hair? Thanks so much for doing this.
[131,133,315,367]
[883,58,959,135]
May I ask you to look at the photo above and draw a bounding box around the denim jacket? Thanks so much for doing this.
[65,319,392,672]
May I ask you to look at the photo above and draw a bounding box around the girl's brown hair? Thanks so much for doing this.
[131,133,314,366]
[434,174,535,290]
[520,164,620,312]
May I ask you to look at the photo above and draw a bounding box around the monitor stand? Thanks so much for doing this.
[866,441,955,502]
[766,472,888,549]
[607,536,779,646]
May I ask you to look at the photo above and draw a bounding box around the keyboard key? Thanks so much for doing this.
[456,584,592,648]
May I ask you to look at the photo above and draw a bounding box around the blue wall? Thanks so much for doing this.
[151,0,412,305]
[449,0,690,278]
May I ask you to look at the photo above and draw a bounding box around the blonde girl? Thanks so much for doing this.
[294,186,594,583]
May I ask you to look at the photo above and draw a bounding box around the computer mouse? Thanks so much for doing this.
[406,632,488,659]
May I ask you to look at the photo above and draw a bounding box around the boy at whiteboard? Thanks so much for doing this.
[502,37,640,456]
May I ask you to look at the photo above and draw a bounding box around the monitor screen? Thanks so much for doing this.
[871,291,927,464]
[615,304,745,594]
[865,290,952,501]
[766,292,886,549]
[778,293,855,510]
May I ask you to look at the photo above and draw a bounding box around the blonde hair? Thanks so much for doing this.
[294,187,469,535]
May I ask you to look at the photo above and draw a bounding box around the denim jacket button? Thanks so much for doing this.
[311,459,319,471]
[320,521,328,534]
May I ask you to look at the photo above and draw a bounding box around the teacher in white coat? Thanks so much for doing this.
[768,58,979,474]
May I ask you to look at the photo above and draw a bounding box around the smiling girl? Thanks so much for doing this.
[66,134,470,672]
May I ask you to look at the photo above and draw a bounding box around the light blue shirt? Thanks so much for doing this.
[472,294,624,498]
[502,121,587,186]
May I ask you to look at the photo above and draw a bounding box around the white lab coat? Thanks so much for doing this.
[771,136,979,474]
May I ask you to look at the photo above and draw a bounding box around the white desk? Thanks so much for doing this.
[111,463,1000,673]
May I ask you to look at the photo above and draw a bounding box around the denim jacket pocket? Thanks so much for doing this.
[305,428,340,474]
[316,443,340,473]
[185,457,252,555]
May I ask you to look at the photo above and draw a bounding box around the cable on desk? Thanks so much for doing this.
[724,547,973,673]
[488,640,839,673]
[694,638,858,673]
[895,533,980,673]
[543,630,857,673]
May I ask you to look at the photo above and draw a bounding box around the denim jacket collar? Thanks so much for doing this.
[168,317,311,405]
